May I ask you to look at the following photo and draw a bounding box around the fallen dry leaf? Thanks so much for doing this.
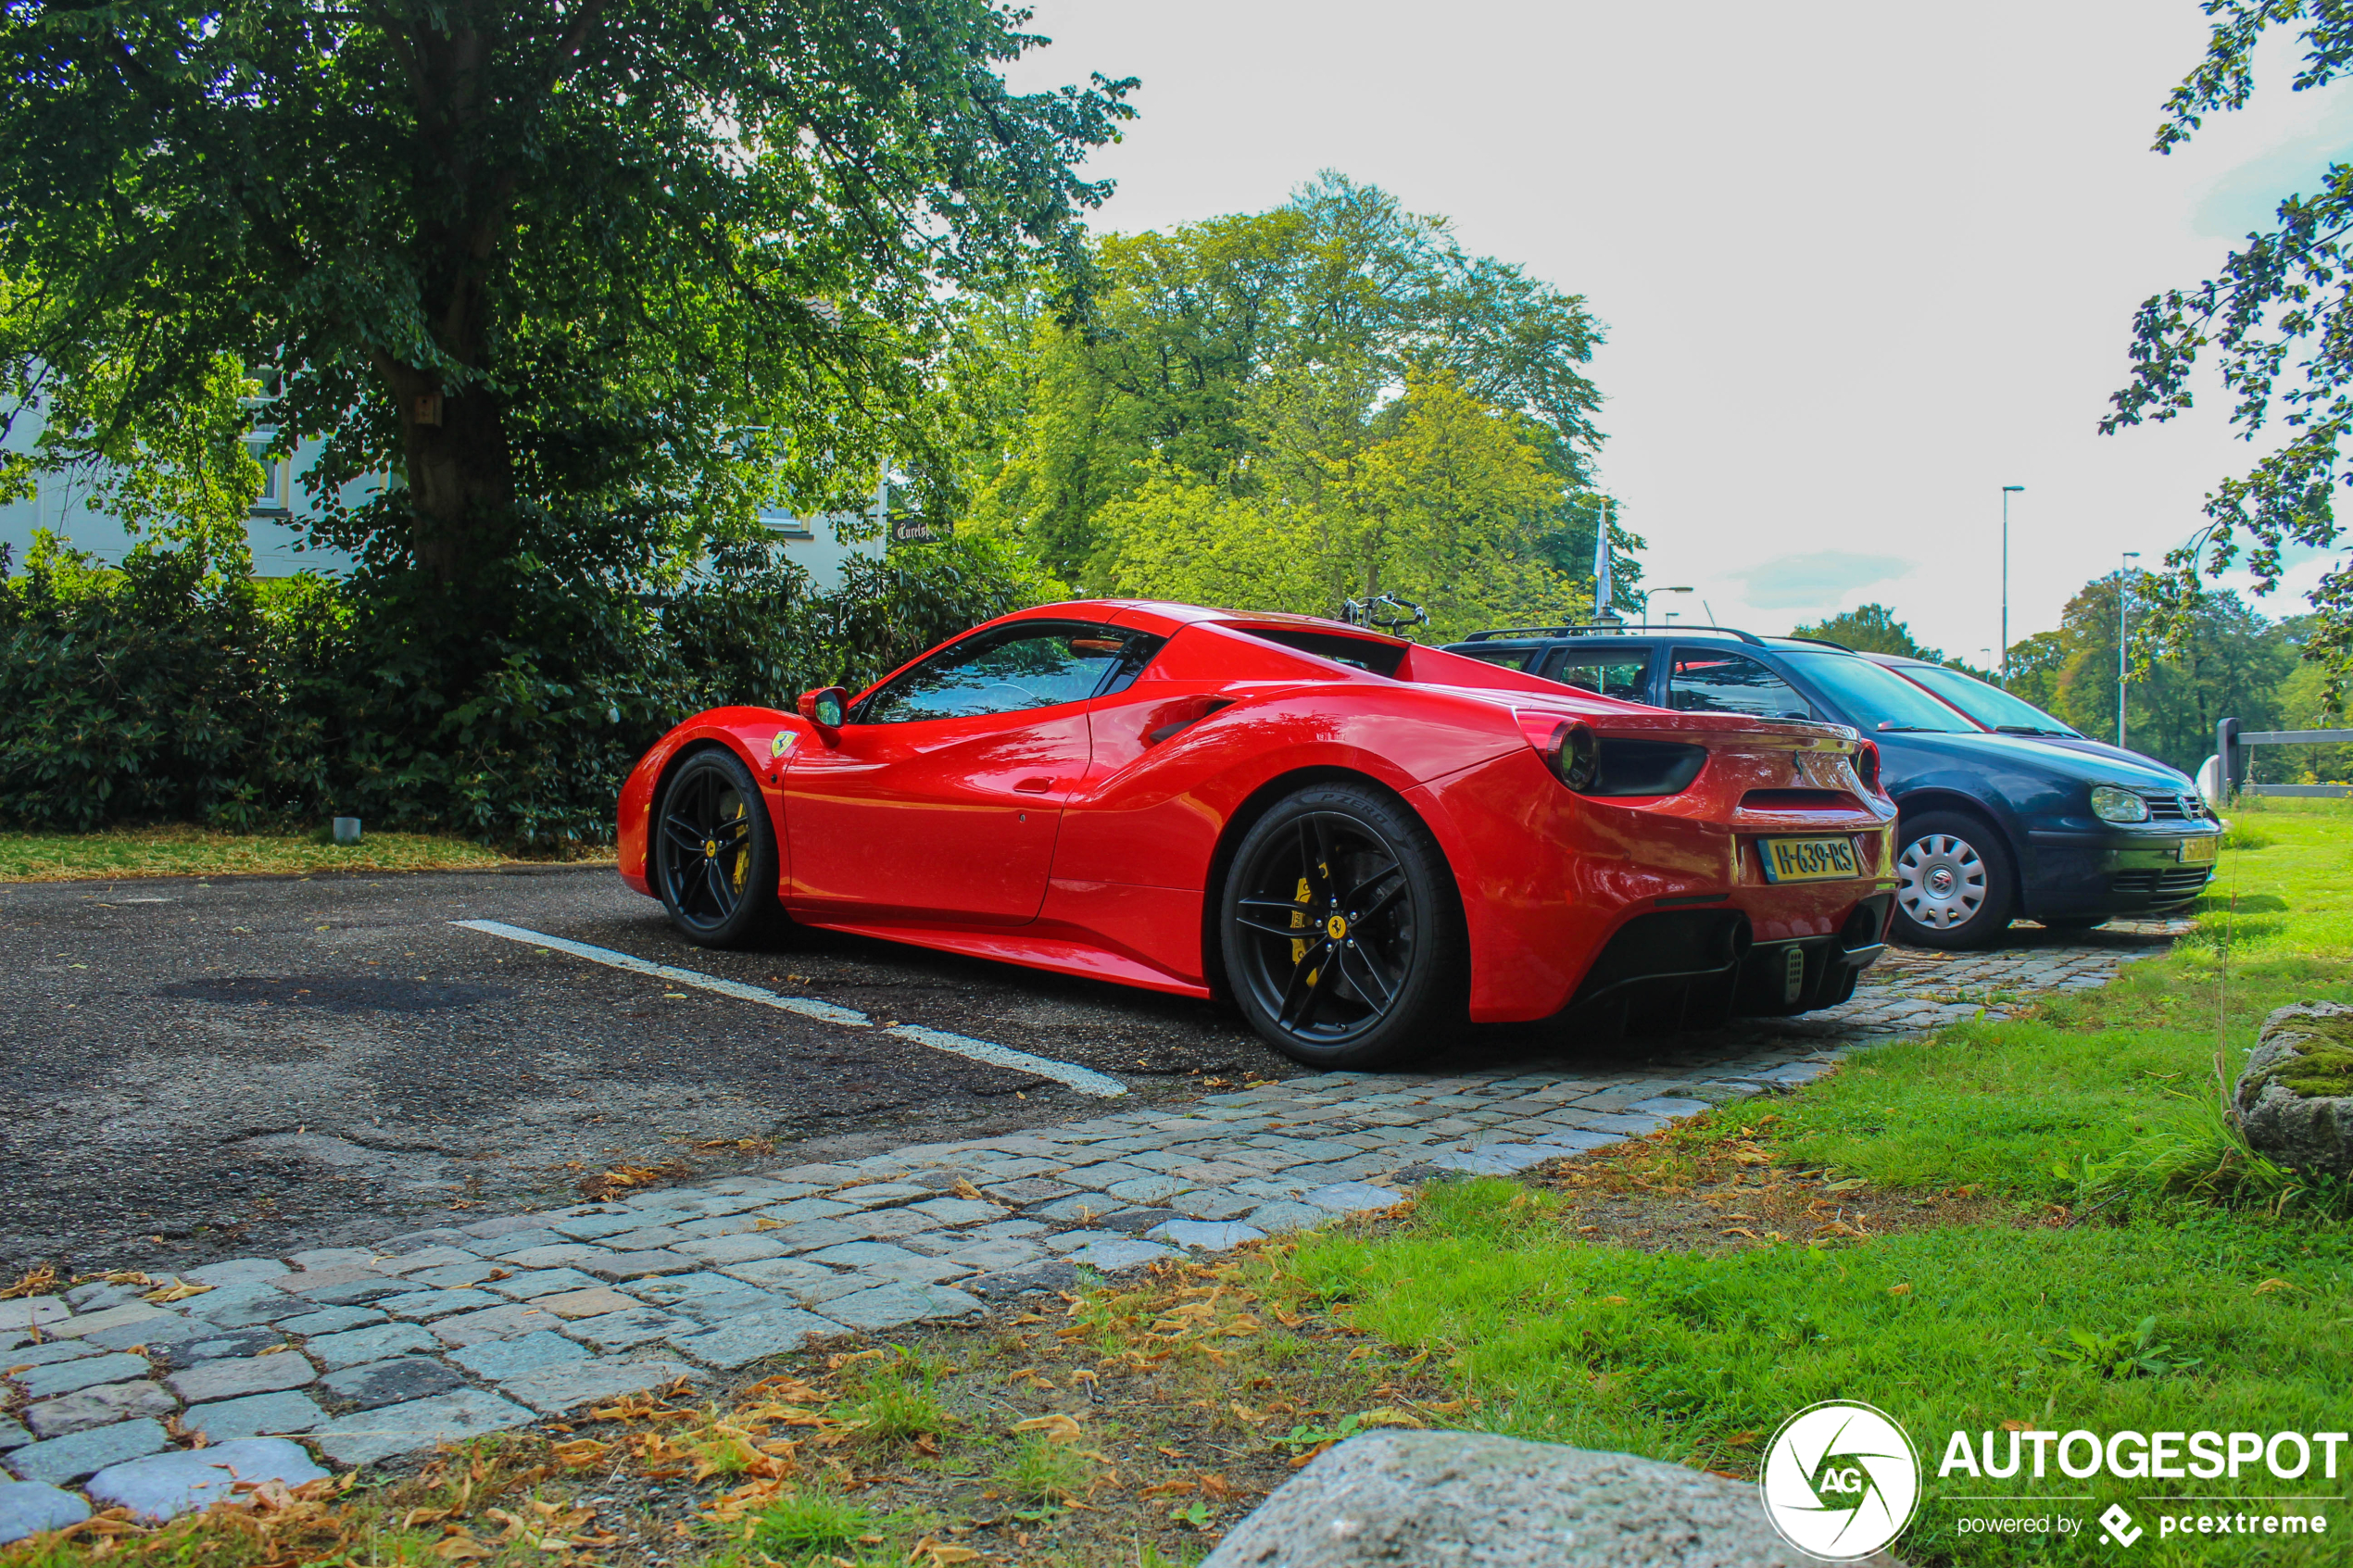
[2253,1278,2299,1295]
[143,1279,214,1305]
[1012,1412,1083,1445]
[1887,1283,1914,1297]
[0,1264,57,1299]
[951,1178,986,1202]
[1351,1407,1425,1430]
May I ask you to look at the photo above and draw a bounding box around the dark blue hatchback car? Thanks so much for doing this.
[1443,623,2222,949]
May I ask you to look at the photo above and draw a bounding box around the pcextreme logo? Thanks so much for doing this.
[1760,1399,1922,1562]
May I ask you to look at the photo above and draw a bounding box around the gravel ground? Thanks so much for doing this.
[0,867,1274,1275]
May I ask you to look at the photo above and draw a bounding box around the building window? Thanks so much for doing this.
[247,438,293,515]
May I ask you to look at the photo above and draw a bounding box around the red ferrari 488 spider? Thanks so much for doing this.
[617,600,1898,1066]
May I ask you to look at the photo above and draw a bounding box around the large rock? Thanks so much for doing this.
[1200,1430,1899,1568]
[2234,1002,2353,1177]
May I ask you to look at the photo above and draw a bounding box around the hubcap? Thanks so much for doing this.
[1232,811,1416,1044]
[1897,833,1986,929]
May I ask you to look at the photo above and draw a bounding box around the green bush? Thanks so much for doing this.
[0,531,1056,847]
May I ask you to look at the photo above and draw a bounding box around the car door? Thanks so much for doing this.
[781,621,1139,925]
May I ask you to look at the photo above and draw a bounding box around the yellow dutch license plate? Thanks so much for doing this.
[1761,835,1861,884]
[2179,836,2217,864]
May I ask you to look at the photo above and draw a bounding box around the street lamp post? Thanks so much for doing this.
[2001,485,2024,687]
[2118,551,2141,749]
[1649,585,1694,625]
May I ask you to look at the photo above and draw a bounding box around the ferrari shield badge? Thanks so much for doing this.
[770,730,798,761]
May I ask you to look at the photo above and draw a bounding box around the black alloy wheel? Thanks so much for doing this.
[653,748,779,947]
[1220,783,1465,1068]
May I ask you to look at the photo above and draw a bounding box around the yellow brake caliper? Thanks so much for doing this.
[1290,875,1312,966]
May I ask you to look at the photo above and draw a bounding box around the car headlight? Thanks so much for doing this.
[2091,784,2149,823]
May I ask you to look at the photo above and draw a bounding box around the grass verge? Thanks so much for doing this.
[0,824,610,882]
[1280,797,2353,1565]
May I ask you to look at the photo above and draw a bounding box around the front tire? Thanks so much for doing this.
[1891,809,2017,950]
[1219,784,1466,1069]
[652,748,779,947]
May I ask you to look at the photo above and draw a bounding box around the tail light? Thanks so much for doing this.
[1855,740,1883,795]
[1516,712,1599,792]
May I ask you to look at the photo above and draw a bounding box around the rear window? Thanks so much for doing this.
[1449,646,1538,671]
[1234,626,1408,677]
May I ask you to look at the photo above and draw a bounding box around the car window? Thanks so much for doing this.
[1668,648,1813,720]
[1899,663,2080,736]
[1779,650,1969,733]
[1549,648,1653,703]
[1233,626,1409,676]
[1451,646,1537,671]
[858,624,1148,723]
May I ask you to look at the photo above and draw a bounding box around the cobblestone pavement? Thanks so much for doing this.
[1,921,2183,1496]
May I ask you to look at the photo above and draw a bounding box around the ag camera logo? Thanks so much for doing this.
[1760,1400,1921,1561]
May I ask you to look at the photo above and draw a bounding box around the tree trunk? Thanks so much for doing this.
[379,360,514,584]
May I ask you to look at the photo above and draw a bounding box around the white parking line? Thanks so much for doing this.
[452,919,1127,1098]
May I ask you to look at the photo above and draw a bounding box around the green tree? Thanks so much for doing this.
[1,0,1134,590]
[2004,630,2070,716]
[1789,603,1943,659]
[954,174,1636,601]
[1094,375,1575,641]
[2264,616,2353,783]
[27,354,265,570]
[2102,4,2353,700]
[2027,575,2294,772]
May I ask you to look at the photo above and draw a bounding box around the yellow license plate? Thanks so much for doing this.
[1761,835,1861,884]
[2179,836,2217,864]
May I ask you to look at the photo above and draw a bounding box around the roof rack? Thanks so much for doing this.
[1780,634,1855,652]
[1459,621,1768,647]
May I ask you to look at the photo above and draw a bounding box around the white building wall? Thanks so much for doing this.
[2,404,891,587]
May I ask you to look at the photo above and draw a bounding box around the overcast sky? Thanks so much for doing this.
[1007,0,2348,656]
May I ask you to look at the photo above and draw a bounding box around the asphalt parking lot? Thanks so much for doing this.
[0,867,1284,1276]
[0,866,2179,1280]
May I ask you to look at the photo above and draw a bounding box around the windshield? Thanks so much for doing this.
[1780,650,1969,733]
[1898,664,2081,735]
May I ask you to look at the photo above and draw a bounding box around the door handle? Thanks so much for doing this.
[1013,777,1054,794]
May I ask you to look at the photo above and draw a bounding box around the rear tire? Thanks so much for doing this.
[1219,784,1466,1069]
[1891,809,2017,950]
[652,748,780,947]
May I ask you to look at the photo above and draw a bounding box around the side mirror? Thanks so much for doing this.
[797,685,849,732]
